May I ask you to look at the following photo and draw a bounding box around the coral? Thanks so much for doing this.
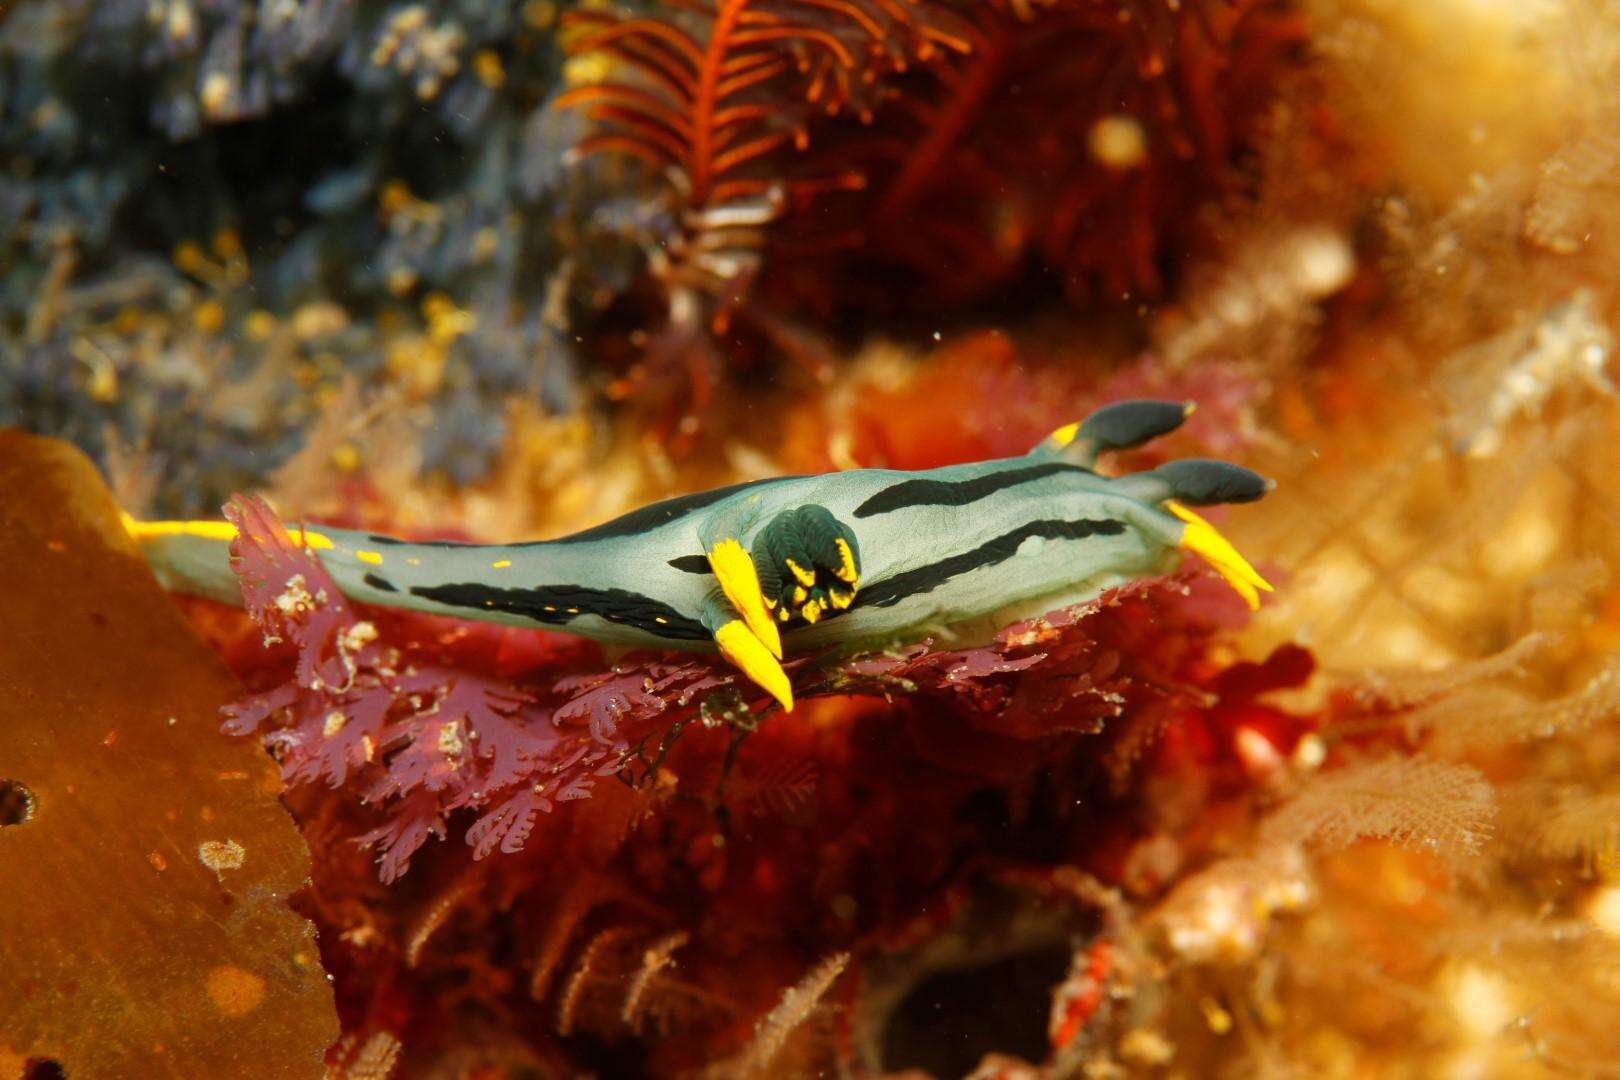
[0,0,1311,478]
[18,0,1620,1074]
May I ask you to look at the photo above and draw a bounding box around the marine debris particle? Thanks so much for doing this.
[199,839,247,875]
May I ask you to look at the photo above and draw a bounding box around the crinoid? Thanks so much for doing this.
[558,0,969,437]
[561,1,1304,438]
[770,0,1309,311]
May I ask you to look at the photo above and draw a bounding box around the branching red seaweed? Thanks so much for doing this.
[220,494,741,881]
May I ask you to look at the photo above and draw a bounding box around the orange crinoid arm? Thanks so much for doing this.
[559,1,963,209]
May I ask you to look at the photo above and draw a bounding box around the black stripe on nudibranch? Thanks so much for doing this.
[366,533,469,547]
[365,477,796,553]
[408,581,709,640]
[667,554,714,574]
[547,477,790,544]
[853,462,1088,519]
[360,479,787,551]
[856,518,1126,609]
[363,573,398,593]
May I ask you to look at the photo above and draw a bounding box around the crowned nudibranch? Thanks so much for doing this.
[127,399,1273,714]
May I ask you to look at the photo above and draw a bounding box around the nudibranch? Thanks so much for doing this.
[128,400,1272,713]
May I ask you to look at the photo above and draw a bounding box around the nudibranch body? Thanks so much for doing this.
[130,400,1272,712]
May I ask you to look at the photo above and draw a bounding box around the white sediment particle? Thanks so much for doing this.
[274,573,315,616]
[437,720,465,757]
[199,839,246,877]
[340,621,378,653]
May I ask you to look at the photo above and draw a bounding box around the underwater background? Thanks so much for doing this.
[7,0,1620,1076]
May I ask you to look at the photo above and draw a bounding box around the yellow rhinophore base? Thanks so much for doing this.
[1044,420,1082,450]
[707,537,783,659]
[1165,501,1273,611]
[715,619,795,712]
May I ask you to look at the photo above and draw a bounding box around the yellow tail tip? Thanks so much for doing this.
[121,515,335,551]
[715,620,795,712]
[121,516,240,544]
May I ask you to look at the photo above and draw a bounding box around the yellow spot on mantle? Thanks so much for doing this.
[491,559,512,569]
[355,550,383,565]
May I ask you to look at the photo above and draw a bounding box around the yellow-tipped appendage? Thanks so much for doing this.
[706,537,783,660]
[1165,501,1273,611]
[714,620,794,712]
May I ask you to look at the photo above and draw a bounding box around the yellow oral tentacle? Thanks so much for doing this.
[1165,501,1273,611]
[707,538,783,660]
[714,620,795,712]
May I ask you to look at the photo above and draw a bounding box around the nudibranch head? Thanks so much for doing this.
[752,505,863,628]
